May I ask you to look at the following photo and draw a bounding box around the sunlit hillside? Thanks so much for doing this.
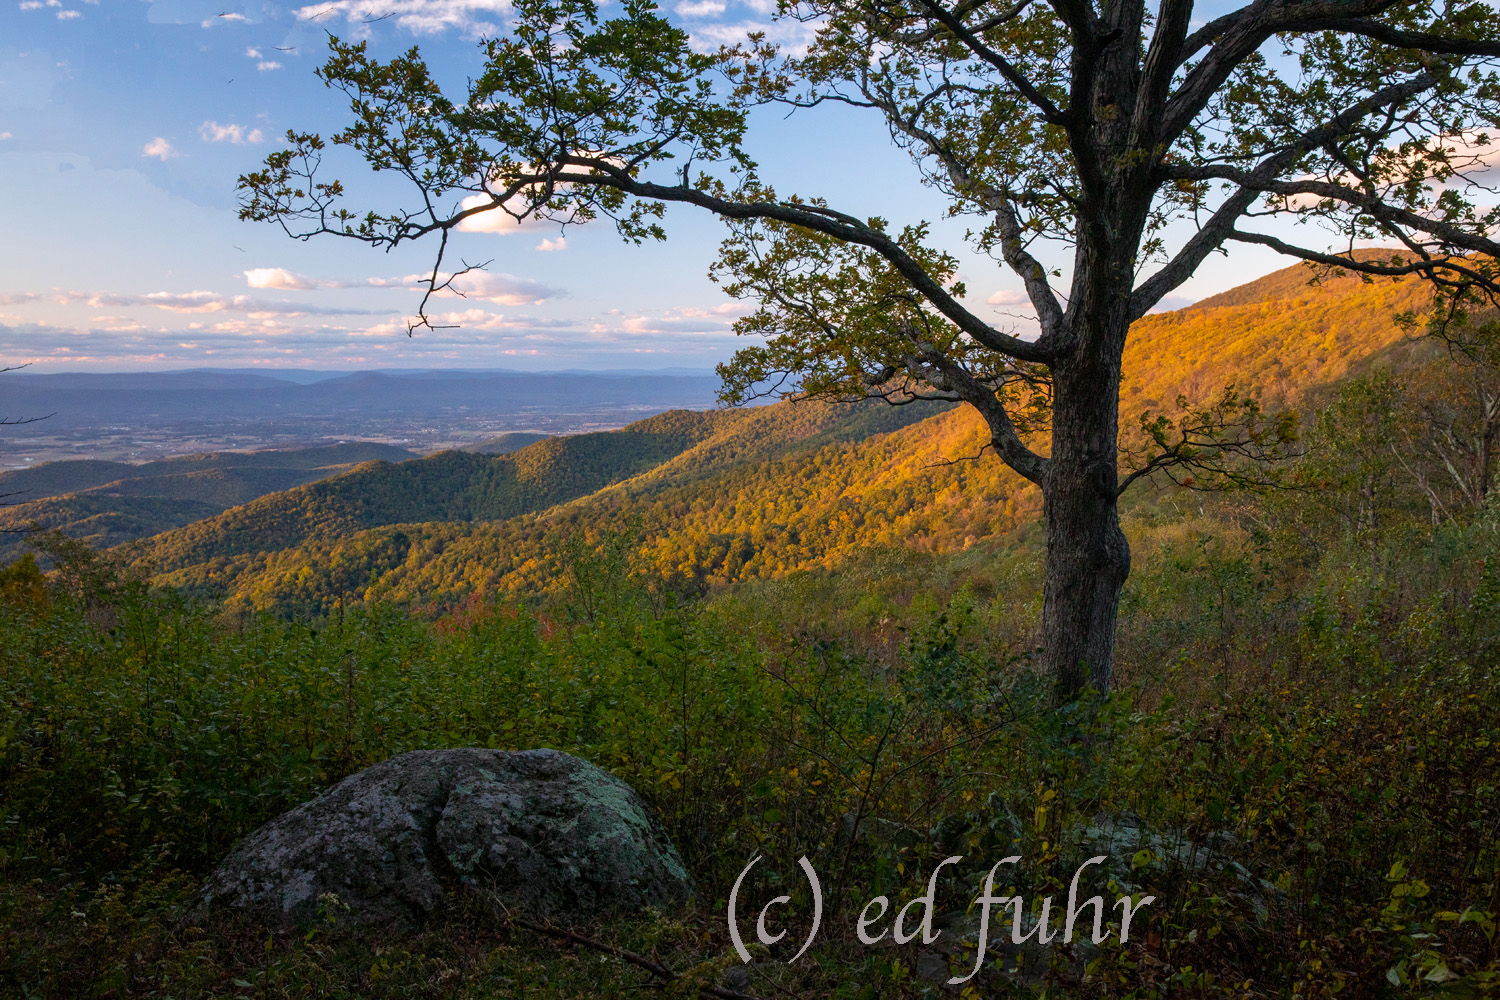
[137,257,1436,615]
[1123,254,1435,412]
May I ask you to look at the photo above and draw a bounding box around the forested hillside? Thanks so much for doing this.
[463,431,553,454]
[0,442,418,502]
[0,443,419,563]
[142,399,952,603]
[138,259,1442,616]
[1121,253,1435,413]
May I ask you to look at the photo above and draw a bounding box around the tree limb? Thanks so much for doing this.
[1133,70,1445,316]
[552,155,1058,363]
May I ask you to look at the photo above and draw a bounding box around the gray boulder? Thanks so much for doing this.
[191,748,693,929]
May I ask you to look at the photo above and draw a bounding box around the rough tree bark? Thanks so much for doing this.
[1041,341,1132,701]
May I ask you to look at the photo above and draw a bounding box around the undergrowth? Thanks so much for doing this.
[0,500,1497,998]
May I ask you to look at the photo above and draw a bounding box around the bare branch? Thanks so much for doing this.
[1226,229,1497,294]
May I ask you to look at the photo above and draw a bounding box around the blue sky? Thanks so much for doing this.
[0,0,1302,372]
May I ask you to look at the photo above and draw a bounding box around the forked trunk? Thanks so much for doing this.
[1041,343,1131,704]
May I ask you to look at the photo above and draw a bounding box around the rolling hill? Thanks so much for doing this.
[138,399,954,582]
[464,432,554,455]
[0,443,418,503]
[113,256,1447,615]
[0,443,419,562]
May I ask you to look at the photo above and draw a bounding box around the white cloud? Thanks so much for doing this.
[142,137,178,160]
[257,60,282,71]
[0,132,12,141]
[675,0,726,15]
[602,305,745,336]
[677,302,753,318]
[50,289,376,317]
[243,268,321,290]
[56,8,81,19]
[241,267,565,305]
[986,289,1031,307]
[359,309,578,335]
[18,0,62,9]
[295,0,509,36]
[199,121,264,144]
[200,11,250,25]
[246,46,262,58]
[456,192,551,234]
[432,270,565,306]
[686,19,817,55]
[535,236,567,252]
[0,309,742,369]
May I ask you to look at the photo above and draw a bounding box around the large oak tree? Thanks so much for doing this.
[241,0,1500,701]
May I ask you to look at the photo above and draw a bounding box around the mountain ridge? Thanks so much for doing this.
[38,256,1449,614]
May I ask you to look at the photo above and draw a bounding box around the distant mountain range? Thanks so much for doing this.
[0,369,724,429]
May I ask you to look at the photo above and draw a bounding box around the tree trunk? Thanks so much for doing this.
[1041,338,1131,705]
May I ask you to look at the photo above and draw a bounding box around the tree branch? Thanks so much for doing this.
[1226,229,1498,293]
[906,0,1070,126]
[864,103,1069,344]
[1133,70,1444,316]
[1172,165,1500,262]
[553,156,1058,364]
[907,350,1051,485]
[1294,17,1500,56]
[1159,0,1405,148]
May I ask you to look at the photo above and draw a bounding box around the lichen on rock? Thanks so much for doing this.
[190,748,694,929]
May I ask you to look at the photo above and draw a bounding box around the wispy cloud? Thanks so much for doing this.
[535,237,567,252]
[241,268,566,305]
[199,121,264,144]
[142,137,178,160]
[50,289,376,317]
[295,0,509,36]
[243,268,322,291]
[257,60,282,71]
[200,11,250,26]
[685,18,818,55]
[595,304,749,336]
[56,8,81,19]
[986,289,1031,307]
[0,309,744,368]
[18,0,61,10]
[430,270,565,306]
[675,0,726,16]
[359,309,578,336]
